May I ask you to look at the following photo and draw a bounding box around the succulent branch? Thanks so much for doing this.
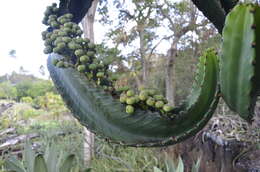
[220,4,260,122]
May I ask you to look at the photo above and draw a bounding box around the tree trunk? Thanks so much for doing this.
[139,28,149,87]
[81,0,98,166]
[165,43,177,106]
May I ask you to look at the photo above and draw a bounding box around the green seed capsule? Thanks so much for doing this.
[139,92,149,101]
[87,51,95,57]
[62,36,71,43]
[79,55,89,63]
[43,46,52,54]
[155,101,164,108]
[126,90,135,97]
[153,95,164,101]
[52,59,59,66]
[163,105,173,112]
[76,30,83,36]
[56,61,64,68]
[65,13,73,19]
[75,49,84,57]
[126,105,134,114]
[89,64,97,70]
[77,65,86,72]
[134,96,140,103]
[64,22,73,28]
[53,47,61,53]
[57,42,66,49]
[97,72,105,78]
[126,97,136,105]
[148,89,157,96]
[59,18,67,24]
[58,31,67,36]
[63,62,70,68]
[116,86,130,92]
[146,98,155,106]
[120,94,127,103]
[88,43,95,49]
[50,21,59,28]
[110,74,118,81]
[68,42,77,50]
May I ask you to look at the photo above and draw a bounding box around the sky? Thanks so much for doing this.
[0,0,180,79]
[0,0,58,79]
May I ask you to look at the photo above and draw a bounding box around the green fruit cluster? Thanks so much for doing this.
[119,88,173,115]
[42,4,174,117]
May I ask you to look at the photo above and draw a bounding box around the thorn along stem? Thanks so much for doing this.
[251,24,256,29]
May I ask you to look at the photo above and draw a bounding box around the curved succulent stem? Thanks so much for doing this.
[220,4,260,122]
[47,49,219,147]
[188,0,225,33]
[58,0,94,23]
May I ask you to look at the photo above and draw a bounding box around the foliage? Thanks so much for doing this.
[15,80,55,101]
[91,138,166,172]
[20,97,33,104]
[0,82,18,100]
[4,142,85,172]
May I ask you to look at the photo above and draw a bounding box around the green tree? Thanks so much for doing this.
[0,82,17,100]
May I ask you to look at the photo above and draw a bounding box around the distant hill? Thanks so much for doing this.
[0,72,46,84]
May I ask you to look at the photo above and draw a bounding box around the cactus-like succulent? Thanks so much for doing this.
[220,4,260,122]
[47,48,219,146]
[37,0,260,150]
[4,143,82,172]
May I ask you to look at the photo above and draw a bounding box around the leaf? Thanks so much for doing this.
[191,157,201,172]
[175,156,184,172]
[45,144,60,172]
[23,142,35,172]
[59,154,77,172]
[153,166,163,172]
[34,154,48,172]
[4,156,26,172]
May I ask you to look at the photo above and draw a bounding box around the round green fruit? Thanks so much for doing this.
[146,98,155,106]
[88,43,95,49]
[65,13,73,19]
[53,47,61,53]
[163,105,173,112]
[139,91,149,101]
[120,94,127,103]
[126,97,136,105]
[56,61,64,68]
[126,90,135,97]
[97,72,105,78]
[89,64,97,70]
[155,101,164,108]
[154,95,164,101]
[79,55,89,63]
[52,59,59,66]
[87,51,95,57]
[68,42,77,50]
[77,65,86,72]
[126,105,134,114]
[43,46,52,54]
[64,22,73,28]
[75,49,84,57]
[62,37,71,43]
[57,42,66,49]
